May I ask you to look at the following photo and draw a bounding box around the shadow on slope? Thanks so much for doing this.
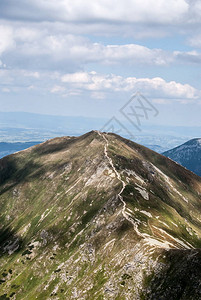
[0,226,23,258]
[143,249,201,300]
[0,155,42,196]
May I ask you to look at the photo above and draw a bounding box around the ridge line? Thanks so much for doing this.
[96,131,181,249]
[96,131,143,236]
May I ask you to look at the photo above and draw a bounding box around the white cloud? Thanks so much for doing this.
[188,35,201,48]
[50,85,66,94]
[0,0,189,24]
[57,0,188,24]
[22,71,40,78]
[62,72,91,83]
[1,1,201,46]
[0,25,15,55]
[174,50,201,64]
[60,71,200,100]
[0,67,199,103]
[187,0,201,23]
[0,23,167,70]
[96,44,171,65]
[1,1,199,43]
[0,23,175,70]
[0,0,201,124]
[1,21,201,73]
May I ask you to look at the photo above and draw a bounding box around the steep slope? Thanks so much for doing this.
[0,131,201,300]
[163,138,201,176]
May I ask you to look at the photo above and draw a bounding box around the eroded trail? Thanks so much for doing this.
[97,131,144,237]
[96,131,191,249]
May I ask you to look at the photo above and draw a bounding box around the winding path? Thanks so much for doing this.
[97,131,143,236]
[96,131,188,249]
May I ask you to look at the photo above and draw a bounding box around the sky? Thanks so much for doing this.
[0,0,201,128]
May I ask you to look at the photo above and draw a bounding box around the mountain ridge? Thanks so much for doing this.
[163,138,201,177]
[0,131,201,299]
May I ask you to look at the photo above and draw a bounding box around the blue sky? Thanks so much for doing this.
[0,0,201,127]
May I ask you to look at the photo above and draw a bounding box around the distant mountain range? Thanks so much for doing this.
[0,111,199,151]
[163,138,201,176]
[0,131,201,299]
[144,144,166,153]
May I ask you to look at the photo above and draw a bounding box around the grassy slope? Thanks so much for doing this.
[0,131,200,299]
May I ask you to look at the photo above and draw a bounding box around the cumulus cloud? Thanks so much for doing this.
[0,1,197,41]
[0,0,189,24]
[0,23,174,70]
[0,0,201,109]
[0,67,199,103]
[61,71,199,100]
[1,1,201,48]
[0,25,15,55]
[1,16,201,73]
[187,0,201,23]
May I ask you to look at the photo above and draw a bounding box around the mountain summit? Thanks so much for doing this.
[0,131,201,299]
[163,138,201,176]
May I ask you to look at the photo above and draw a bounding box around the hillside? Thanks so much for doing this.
[163,138,201,176]
[0,131,201,299]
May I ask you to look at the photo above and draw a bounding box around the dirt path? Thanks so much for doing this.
[96,131,180,249]
[97,131,143,234]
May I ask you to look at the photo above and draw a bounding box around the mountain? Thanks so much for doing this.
[0,142,41,159]
[163,138,201,176]
[144,144,165,153]
[0,131,201,299]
